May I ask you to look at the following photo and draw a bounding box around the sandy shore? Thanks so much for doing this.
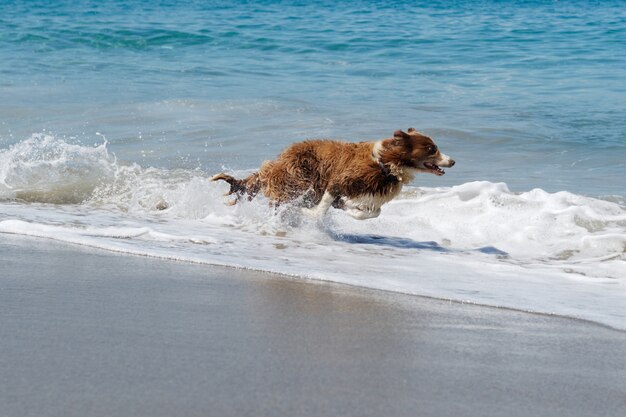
[1,235,625,417]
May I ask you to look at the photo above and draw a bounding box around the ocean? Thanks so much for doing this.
[1,0,625,328]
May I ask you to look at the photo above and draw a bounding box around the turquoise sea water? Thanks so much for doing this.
[2,0,625,194]
[1,1,625,328]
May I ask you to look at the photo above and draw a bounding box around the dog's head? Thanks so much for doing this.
[374,128,455,176]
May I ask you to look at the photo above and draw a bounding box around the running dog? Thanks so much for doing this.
[212,128,455,220]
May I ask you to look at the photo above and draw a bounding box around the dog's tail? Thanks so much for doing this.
[211,172,261,205]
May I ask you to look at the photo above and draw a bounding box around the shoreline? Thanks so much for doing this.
[2,234,626,417]
[2,231,623,333]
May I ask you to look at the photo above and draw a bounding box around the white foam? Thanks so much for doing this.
[342,181,626,265]
[1,136,625,329]
[0,134,117,203]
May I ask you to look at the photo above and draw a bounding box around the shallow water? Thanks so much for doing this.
[1,1,625,328]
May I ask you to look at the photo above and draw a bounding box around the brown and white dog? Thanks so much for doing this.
[212,128,454,220]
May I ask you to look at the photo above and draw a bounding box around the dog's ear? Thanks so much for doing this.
[393,130,409,139]
[407,127,416,133]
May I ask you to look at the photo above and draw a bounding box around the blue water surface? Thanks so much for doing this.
[1,0,625,195]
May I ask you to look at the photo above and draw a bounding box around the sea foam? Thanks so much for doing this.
[0,133,116,204]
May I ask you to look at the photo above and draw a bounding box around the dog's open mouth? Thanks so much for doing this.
[423,162,445,175]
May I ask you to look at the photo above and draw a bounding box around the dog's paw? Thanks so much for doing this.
[345,207,381,220]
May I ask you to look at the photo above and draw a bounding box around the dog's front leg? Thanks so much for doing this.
[345,206,381,220]
[301,191,334,219]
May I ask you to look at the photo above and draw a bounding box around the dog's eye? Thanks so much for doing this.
[427,145,437,154]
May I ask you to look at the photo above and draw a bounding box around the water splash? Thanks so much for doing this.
[0,134,115,204]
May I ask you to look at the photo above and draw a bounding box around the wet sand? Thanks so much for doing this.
[1,235,625,417]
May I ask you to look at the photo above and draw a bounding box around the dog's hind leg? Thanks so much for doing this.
[301,191,335,219]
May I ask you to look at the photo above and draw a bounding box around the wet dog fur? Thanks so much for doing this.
[212,128,454,220]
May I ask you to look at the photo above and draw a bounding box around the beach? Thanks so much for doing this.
[2,235,625,417]
[2,1,626,415]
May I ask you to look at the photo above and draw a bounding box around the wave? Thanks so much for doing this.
[1,135,625,329]
[10,27,215,50]
[2,134,624,262]
[0,134,115,204]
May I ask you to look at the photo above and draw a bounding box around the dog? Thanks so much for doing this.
[212,128,454,220]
